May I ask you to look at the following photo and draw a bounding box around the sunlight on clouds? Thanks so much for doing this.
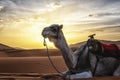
[0,17,44,49]
[46,2,62,11]
[0,15,62,49]
[34,2,62,14]
[0,5,3,11]
[0,0,120,49]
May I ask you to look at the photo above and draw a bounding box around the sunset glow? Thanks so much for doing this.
[0,0,120,49]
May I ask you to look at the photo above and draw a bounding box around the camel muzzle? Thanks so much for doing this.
[42,29,49,38]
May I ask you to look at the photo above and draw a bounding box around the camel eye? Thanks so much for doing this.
[50,27,57,32]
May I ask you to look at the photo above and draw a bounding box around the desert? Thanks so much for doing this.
[0,40,119,80]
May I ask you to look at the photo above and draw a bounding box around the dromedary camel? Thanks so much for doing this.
[42,24,120,79]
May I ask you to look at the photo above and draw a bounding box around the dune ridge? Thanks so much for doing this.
[0,40,119,57]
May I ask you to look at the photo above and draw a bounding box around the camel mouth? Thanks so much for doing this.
[42,31,49,38]
[42,28,49,38]
[42,24,63,39]
[42,27,57,39]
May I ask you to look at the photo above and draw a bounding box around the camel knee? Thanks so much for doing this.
[113,66,120,76]
[113,70,120,76]
[66,71,93,79]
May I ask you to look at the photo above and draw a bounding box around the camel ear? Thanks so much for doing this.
[59,24,63,29]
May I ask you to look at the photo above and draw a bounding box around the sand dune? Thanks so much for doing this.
[0,44,14,50]
[0,48,73,57]
[0,40,119,79]
[0,40,119,57]
[0,52,8,57]
[0,57,67,74]
[0,49,61,57]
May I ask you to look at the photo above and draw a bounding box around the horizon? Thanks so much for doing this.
[0,39,120,50]
[0,0,120,49]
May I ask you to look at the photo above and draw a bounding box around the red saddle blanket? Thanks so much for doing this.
[100,42,120,58]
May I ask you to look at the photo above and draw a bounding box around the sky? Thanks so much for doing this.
[0,0,120,49]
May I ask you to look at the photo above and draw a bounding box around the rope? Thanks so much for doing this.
[87,34,100,77]
[43,38,62,74]
[92,56,99,76]
[43,38,72,80]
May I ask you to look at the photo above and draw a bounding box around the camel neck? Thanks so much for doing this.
[55,31,76,69]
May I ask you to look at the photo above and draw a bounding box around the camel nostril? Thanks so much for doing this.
[42,30,49,38]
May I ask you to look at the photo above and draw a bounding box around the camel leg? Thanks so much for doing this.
[59,70,92,79]
[59,70,71,77]
[66,71,93,79]
[113,64,120,76]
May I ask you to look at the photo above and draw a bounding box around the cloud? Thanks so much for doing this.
[86,25,120,32]
[0,0,45,20]
[89,12,120,18]
[0,0,120,34]
[0,0,22,20]
[87,0,120,17]
[0,5,4,10]
[1,0,120,22]
[0,0,17,12]
[0,0,120,48]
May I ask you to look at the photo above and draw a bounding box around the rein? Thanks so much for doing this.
[43,38,72,80]
[43,38,62,75]
[75,42,99,76]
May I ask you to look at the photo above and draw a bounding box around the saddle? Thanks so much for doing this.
[99,42,120,58]
[89,40,120,58]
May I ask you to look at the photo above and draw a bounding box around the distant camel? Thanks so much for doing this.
[42,24,120,79]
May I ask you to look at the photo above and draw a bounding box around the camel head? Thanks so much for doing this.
[42,24,63,42]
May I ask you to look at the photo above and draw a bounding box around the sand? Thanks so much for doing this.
[0,57,67,74]
[0,40,119,80]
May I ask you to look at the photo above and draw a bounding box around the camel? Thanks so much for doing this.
[42,24,120,79]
